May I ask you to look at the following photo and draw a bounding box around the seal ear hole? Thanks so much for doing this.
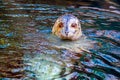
[71,23,77,28]
[59,22,63,28]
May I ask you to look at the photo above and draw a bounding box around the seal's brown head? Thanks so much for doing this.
[52,14,82,40]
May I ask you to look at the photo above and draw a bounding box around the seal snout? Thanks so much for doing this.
[65,31,69,36]
[65,27,69,36]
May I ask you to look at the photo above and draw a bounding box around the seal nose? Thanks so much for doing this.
[65,31,69,36]
[65,26,69,36]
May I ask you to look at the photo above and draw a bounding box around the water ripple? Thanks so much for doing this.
[0,1,120,80]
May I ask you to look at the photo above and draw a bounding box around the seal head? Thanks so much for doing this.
[52,14,82,40]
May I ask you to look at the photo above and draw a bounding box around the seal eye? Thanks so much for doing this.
[59,22,63,28]
[71,23,77,28]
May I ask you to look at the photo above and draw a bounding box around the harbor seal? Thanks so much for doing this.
[52,14,82,40]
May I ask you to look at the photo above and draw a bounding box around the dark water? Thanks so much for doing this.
[0,0,120,80]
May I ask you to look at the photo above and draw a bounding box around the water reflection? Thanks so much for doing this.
[0,0,120,80]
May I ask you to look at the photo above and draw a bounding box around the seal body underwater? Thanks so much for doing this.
[51,14,95,53]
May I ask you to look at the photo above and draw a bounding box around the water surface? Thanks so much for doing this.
[0,0,120,80]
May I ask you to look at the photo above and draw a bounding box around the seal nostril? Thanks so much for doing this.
[65,31,69,36]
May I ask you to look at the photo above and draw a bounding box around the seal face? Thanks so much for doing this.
[52,14,82,40]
